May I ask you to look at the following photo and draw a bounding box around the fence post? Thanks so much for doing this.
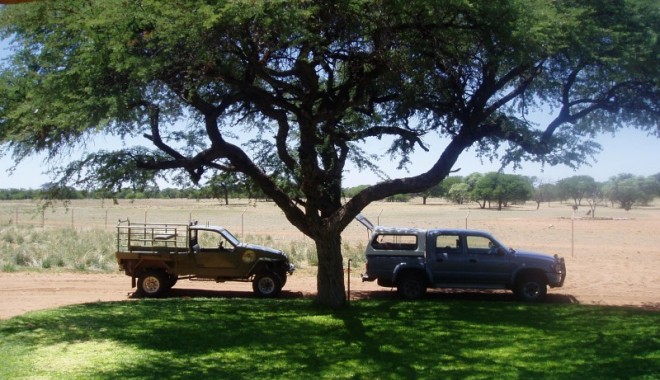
[241,208,247,239]
[347,258,352,304]
[571,208,575,258]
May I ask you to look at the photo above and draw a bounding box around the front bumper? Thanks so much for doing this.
[548,256,567,287]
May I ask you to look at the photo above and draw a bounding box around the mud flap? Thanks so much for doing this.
[131,276,136,288]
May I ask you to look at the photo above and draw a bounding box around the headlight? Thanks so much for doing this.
[552,255,564,273]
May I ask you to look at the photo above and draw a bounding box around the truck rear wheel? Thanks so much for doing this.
[137,271,167,298]
[397,272,426,300]
[252,272,282,298]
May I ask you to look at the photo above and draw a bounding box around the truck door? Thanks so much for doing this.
[429,233,472,284]
[193,229,241,270]
[463,234,512,285]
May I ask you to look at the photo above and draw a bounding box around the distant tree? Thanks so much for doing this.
[638,176,660,206]
[447,182,470,205]
[533,182,559,209]
[417,183,442,205]
[652,173,660,198]
[556,176,598,207]
[585,182,605,217]
[470,172,533,210]
[160,188,183,199]
[40,183,81,200]
[205,171,253,205]
[605,174,657,210]
[0,188,38,200]
[436,176,464,200]
[342,185,371,199]
[464,173,484,197]
[418,176,463,205]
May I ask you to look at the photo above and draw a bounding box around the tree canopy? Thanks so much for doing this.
[1,0,658,307]
[470,172,534,210]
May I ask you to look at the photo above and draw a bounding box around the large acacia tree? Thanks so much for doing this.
[1,0,657,307]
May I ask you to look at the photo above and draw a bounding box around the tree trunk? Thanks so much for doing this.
[314,231,346,309]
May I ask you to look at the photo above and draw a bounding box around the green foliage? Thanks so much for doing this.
[470,172,534,210]
[604,173,659,210]
[0,299,658,379]
[556,175,599,206]
[447,182,470,204]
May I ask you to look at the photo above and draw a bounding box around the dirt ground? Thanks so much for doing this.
[1,259,658,320]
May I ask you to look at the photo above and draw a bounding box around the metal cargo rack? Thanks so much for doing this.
[116,219,191,254]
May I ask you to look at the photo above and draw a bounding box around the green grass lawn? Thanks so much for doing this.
[1,298,658,379]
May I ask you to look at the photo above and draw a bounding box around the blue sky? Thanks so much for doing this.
[1,109,657,189]
[1,37,658,189]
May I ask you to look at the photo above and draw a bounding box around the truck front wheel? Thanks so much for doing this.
[252,272,283,298]
[397,272,427,300]
[514,273,548,302]
[137,271,167,298]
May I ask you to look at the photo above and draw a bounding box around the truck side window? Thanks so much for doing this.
[466,236,496,255]
[436,235,461,253]
[371,234,417,251]
[196,230,232,251]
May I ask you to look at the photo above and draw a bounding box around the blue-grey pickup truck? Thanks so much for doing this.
[357,215,566,302]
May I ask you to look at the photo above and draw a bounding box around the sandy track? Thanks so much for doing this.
[1,261,658,320]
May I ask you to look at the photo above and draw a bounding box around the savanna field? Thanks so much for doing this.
[0,198,658,379]
[1,197,659,307]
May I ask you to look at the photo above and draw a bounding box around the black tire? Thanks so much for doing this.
[397,272,427,300]
[252,272,283,298]
[514,273,548,302]
[137,270,167,298]
[166,274,178,290]
[278,271,288,287]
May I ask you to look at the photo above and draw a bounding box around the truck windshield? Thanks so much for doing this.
[219,228,241,246]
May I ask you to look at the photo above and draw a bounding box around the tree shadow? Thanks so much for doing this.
[349,288,580,305]
[131,285,580,306]
[128,287,305,300]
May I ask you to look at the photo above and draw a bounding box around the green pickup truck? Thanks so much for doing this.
[115,220,294,298]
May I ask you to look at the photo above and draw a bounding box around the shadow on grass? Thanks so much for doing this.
[144,285,580,308]
[350,288,580,305]
[1,295,658,379]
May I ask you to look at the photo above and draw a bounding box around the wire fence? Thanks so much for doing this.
[0,199,369,268]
